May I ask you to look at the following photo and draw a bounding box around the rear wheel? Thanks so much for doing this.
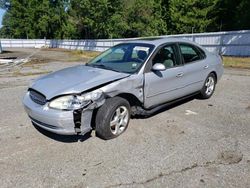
[199,73,216,99]
[95,97,130,140]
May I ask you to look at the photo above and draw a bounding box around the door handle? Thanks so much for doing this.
[176,72,184,77]
[204,65,209,69]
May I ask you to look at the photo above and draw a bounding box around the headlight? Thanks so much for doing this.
[48,90,103,110]
[81,90,103,101]
[48,95,85,110]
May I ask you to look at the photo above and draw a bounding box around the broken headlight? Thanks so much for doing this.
[48,90,103,110]
[81,90,103,101]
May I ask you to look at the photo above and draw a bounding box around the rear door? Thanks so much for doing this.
[143,43,185,108]
[178,43,209,95]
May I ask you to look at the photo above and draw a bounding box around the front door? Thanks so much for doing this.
[144,44,185,108]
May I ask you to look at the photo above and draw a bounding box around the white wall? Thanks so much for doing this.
[1,30,250,56]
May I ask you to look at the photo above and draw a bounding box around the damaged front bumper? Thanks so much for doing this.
[23,92,98,135]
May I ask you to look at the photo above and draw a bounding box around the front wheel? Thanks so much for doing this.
[199,73,216,99]
[95,97,130,140]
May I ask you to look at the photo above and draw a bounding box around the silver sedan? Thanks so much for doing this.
[23,38,223,139]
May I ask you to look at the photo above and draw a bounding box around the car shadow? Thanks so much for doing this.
[33,123,92,143]
[132,95,196,119]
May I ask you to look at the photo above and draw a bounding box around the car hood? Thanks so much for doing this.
[30,65,129,100]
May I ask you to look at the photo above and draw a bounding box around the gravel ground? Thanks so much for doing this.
[0,48,250,188]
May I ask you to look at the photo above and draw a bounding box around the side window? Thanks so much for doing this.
[179,44,204,63]
[152,45,180,69]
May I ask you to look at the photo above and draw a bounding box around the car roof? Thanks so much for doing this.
[124,37,204,49]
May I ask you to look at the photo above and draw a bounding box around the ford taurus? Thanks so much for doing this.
[23,38,223,139]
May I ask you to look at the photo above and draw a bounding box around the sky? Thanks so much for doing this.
[0,8,6,28]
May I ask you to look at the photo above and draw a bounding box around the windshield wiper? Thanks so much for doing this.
[86,63,123,73]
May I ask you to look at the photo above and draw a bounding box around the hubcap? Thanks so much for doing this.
[205,76,215,96]
[110,106,129,135]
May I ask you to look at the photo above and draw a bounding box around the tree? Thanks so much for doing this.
[215,0,250,31]
[123,0,167,37]
[168,0,219,34]
[214,0,239,31]
[69,0,126,39]
[68,0,167,39]
[234,0,250,30]
[1,0,70,39]
[0,0,249,39]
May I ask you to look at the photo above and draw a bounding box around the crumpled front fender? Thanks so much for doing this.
[76,74,144,135]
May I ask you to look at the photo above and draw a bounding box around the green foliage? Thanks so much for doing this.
[123,0,167,37]
[168,0,219,34]
[215,0,250,31]
[66,0,166,39]
[0,0,249,39]
[1,0,69,39]
[235,0,250,30]
[69,0,120,39]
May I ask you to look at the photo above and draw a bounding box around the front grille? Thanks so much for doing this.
[29,89,47,105]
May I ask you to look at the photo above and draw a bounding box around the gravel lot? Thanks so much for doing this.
[0,49,250,188]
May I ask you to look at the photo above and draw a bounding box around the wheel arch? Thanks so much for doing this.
[116,93,142,107]
[91,93,142,129]
[210,71,217,83]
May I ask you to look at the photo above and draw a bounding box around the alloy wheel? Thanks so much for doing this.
[110,106,129,135]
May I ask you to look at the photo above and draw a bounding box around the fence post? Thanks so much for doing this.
[44,37,46,47]
[219,33,224,55]
[0,40,2,53]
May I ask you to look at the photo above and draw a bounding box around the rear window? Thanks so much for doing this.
[179,43,205,63]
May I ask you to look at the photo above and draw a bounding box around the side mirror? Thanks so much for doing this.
[152,63,166,71]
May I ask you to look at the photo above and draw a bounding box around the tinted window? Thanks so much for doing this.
[197,47,206,59]
[152,45,180,69]
[179,44,203,63]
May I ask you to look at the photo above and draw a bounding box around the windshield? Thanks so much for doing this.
[86,43,155,73]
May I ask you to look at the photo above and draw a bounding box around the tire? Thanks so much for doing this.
[199,73,216,99]
[95,97,130,140]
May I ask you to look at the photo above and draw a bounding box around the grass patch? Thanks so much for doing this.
[12,70,52,77]
[23,58,50,67]
[41,48,72,52]
[223,56,250,69]
[41,48,100,62]
[70,50,101,59]
[67,50,101,62]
